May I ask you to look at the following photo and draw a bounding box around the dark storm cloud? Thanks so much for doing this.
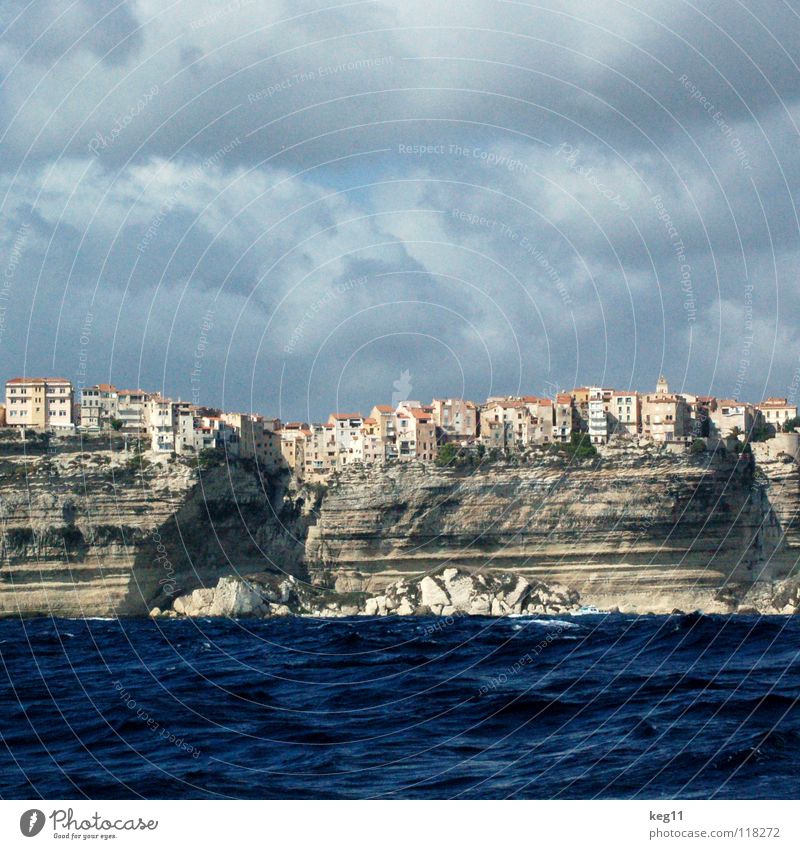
[1,0,799,418]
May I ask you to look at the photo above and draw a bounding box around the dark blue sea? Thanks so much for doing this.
[0,614,798,799]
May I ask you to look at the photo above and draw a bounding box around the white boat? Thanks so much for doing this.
[573,605,602,615]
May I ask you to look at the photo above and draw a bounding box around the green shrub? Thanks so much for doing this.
[783,416,800,433]
[562,432,597,460]
[435,443,459,467]
[748,423,771,442]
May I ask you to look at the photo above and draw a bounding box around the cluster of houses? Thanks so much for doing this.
[2,375,798,481]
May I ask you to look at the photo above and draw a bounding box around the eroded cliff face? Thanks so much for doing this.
[305,448,800,614]
[0,445,311,617]
[1,440,798,617]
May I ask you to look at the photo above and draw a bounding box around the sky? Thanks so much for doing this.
[1,0,800,421]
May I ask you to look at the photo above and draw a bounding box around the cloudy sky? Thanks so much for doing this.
[1,0,799,420]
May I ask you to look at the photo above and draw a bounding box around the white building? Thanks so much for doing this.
[328,413,364,457]
[756,398,798,434]
[587,389,610,444]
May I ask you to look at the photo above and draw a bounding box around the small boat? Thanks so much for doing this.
[573,605,602,615]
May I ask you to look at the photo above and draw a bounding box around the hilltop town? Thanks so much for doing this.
[2,375,799,482]
[2,373,800,619]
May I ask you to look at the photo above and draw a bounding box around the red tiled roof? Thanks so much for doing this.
[488,399,526,409]
[556,393,572,404]
[330,413,362,420]
[373,405,393,412]
[759,397,793,407]
[7,376,70,384]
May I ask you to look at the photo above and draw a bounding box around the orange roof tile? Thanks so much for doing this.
[7,376,70,384]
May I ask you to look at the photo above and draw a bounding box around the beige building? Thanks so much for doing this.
[279,424,308,477]
[117,390,150,432]
[709,399,757,439]
[224,413,282,470]
[4,377,74,429]
[351,419,386,464]
[757,397,798,434]
[609,391,641,436]
[431,398,478,438]
[369,405,396,442]
[395,404,438,461]
[686,395,715,438]
[479,400,532,449]
[641,377,690,442]
[521,396,554,444]
[480,419,506,450]
[80,383,119,429]
[569,387,592,430]
[304,423,339,478]
[554,393,573,441]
